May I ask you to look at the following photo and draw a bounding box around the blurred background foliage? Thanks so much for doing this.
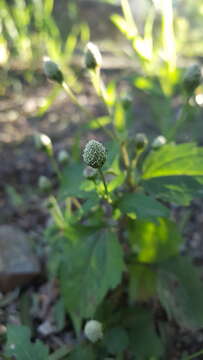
[0,0,203,139]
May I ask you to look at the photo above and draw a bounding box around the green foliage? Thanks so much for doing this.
[5,325,49,360]
[59,228,124,327]
[10,3,203,358]
[157,256,203,330]
[31,29,203,358]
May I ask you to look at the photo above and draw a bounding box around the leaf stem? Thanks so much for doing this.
[98,168,109,198]
[61,81,115,140]
[184,349,203,360]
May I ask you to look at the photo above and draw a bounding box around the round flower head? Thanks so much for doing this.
[85,42,102,70]
[34,133,53,157]
[83,140,107,169]
[38,175,52,192]
[152,135,166,150]
[84,320,103,343]
[135,133,148,150]
[43,57,63,84]
[57,150,69,165]
[182,64,201,95]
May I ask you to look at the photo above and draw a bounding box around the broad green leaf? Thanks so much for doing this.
[107,172,126,192]
[103,327,129,354]
[117,193,169,220]
[157,256,203,330]
[129,217,182,263]
[128,308,164,358]
[5,325,49,360]
[142,143,203,179]
[143,175,203,206]
[68,344,95,360]
[59,163,85,199]
[129,263,157,301]
[60,228,124,324]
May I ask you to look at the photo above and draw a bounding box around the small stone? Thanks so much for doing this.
[0,225,40,292]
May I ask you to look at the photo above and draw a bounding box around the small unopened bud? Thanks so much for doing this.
[182,64,201,95]
[43,57,63,84]
[83,166,97,180]
[85,42,102,70]
[152,135,167,150]
[83,139,107,169]
[57,150,69,165]
[84,320,103,343]
[38,176,52,192]
[34,133,53,157]
[135,133,148,150]
[121,94,132,110]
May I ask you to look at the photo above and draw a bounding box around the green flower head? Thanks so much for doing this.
[183,64,201,95]
[135,133,148,150]
[43,57,63,84]
[85,42,102,70]
[83,139,107,169]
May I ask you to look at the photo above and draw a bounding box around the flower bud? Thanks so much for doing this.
[83,166,97,180]
[121,94,132,110]
[84,320,103,343]
[135,133,148,151]
[182,64,201,95]
[152,135,166,150]
[85,42,102,70]
[38,176,52,192]
[83,139,107,169]
[57,150,69,165]
[43,57,63,84]
[34,133,53,157]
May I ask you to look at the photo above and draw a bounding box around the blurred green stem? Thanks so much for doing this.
[61,81,115,140]
[184,349,203,360]
[49,156,62,181]
[98,168,109,199]
[168,96,190,140]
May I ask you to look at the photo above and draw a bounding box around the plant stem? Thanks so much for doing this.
[168,96,190,140]
[185,349,203,360]
[98,168,109,198]
[49,156,62,181]
[61,81,115,140]
[121,142,130,168]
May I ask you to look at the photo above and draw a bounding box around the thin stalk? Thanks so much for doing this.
[168,96,190,140]
[185,349,203,360]
[62,81,115,140]
[98,168,109,198]
[49,156,62,181]
[121,142,130,168]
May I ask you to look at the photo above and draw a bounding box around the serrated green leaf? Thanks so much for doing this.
[5,325,49,360]
[59,163,85,199]
[157,257,203,330]
[60,228,124,325]
[103,327,129,354]
[68,344,96,360]
[129,217,182,263]
[142,143,203,179]
[143,175,203,205]
[128,308,164,358]
[117,193,169,220]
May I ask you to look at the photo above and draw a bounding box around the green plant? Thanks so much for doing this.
[110,0,202,139]
[19,43,203,359]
